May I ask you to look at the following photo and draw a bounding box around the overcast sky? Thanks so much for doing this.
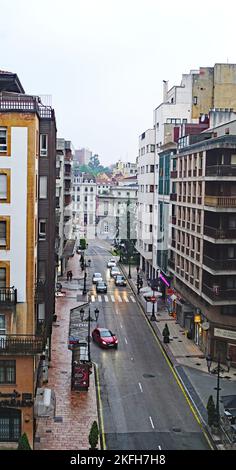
[1,0,236,165]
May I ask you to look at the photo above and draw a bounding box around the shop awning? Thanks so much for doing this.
[62,239,76,258]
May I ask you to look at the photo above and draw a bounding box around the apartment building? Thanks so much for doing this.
[0,71,57,447]
[74,147,92,166]
[96,180,138,241]
[72,173,97,241]
[169,120,236,364]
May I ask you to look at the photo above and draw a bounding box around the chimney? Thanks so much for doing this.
[163,80,168,102]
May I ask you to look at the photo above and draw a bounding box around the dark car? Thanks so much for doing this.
[115,275,127,287]
[96,281,107,293]
[92,327,118,349]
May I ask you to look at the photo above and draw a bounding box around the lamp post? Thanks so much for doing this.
[214,354,222,427]
[82,270,87,295]
[80,304,99,363]
[150,297,157,321]
[136,266,140,294]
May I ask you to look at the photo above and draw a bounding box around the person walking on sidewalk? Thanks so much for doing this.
[67,271,70,282]
[69,271,73,281]
[162,323,170,344]
[206,354,212,373]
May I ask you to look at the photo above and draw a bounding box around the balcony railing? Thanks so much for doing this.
[203,255,236,271]
[206,165,236,177]
[205,196,236,207]
[0,335,44,355]
[0,94,54,119]
[202,283,236,301]
[204,225,236,239]
[0,287,17,305]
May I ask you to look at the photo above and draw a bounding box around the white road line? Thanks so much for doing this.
[157,445,162,450]
[117,295,122,302]
[124,337,128,344]
[98,295,102,302]
[104,295,109,302]
[149,416,155,429]
[120,324,123,328]
[91,295,95,302]
[138,382,143,392]
[130,295,136,303]
[110,295,115,302]
[123,296,129,302]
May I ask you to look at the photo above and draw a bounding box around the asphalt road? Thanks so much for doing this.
[86,242,210,450]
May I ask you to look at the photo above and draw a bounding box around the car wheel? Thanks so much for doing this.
[114,344,118,349]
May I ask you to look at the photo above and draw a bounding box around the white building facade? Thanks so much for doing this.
[72,173,97,241]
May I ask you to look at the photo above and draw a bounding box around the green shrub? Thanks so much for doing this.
[80,238,87,250]
[89,420,99,449]
[17,433,31,450]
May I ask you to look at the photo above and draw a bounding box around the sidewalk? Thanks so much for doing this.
[34,253,99,450]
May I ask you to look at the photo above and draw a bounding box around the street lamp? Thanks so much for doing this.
[79,305,99,362]
[214,354,222,427]
[82,270,87,295]
[150,298,157,321]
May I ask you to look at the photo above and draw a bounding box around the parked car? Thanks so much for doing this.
[96,281,107,293]
[92,327,118,349]
[110,266,121,277]
[92,272,103,284]
[115,275,127,287]
[107,258,116,268]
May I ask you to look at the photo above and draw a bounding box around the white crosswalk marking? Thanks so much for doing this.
[104,295,109,302]
[98,295,102,302]
[110,295,115,302]
[123,296,129,302]
[117,295,122,302]
[130,295,136,303]
[91,295,95,302]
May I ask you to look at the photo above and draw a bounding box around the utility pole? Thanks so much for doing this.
[127,196,131,278]
[214,354,221,427]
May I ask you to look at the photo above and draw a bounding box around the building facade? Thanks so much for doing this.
[72,173,97,241]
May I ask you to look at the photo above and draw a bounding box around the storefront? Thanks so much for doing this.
[213,327,236,366]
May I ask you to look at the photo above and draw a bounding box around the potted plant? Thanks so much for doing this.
[89,420,99,449]
[17,433,31,450]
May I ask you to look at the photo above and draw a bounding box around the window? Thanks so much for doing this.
[0,128,7,152]
[151,145,155,152]
[0,360,16,384]
[0,268,6,288]
[38,261,46,281]
[77,195,80,202]
[226,277,236,289]
[39,176,47,199]
[104,223,109,233]
[39,219,46,240]
[193,96,198,105]
[85,187,88,192]
[150,165,154,173]
[0,174,7,199]
[90,187,93,192]
[0,221,6,247]
[0,408,21,442]
[40,134,48,157]
[0,315,6,337]
[150,185,154,193]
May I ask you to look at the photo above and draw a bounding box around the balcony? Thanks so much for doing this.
[0,287,17,305]
[203,255,236,271]
[0,94,54,119]
[0,335,44,355]
[206,165,236,177]
[35,281,46,303]
[205,196,236,207]
[204,225,236,239]
[202,284,236,301]
[171,170,177,178]
[170,193,177,201]
[64,185,71,195]
[64,171,72,179]
[172,216,176,225]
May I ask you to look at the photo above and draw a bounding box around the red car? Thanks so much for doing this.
[92,327,118,349]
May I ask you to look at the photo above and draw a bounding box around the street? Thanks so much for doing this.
[85,242,211,450]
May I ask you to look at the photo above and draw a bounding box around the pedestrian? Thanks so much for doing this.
[226,355,231,373]
[66,271,70,282]
[206,354,212,373]
[70,271,73,281]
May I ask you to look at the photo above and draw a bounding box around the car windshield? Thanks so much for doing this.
[94,273,101,277]
[101,330,113,337]
[116,276,123,280]
[98,282,105,287]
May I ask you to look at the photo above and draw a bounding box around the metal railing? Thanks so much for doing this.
[202,283,236,300]
[206,165,236,177]
[204,225,236,239]
[0,287,17,305]
[0,334,44,355]
[203,255,236,270]
[205,196,236,207]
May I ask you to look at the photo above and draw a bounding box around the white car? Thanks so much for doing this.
[92,272,103,284]
[107,258,116,268]
[110,267,121,278]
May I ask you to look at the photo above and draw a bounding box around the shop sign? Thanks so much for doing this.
[214,328,236,341]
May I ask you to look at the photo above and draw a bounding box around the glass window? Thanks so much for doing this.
[40,134,48,157]
[0,408,21,442]
[0,174,7,199]
[39,219,46,240]
[0,315,5,335]
[0,361,16,384]
[0,268,6,288]
[0,221,6,247]
[39,176,47,199]
[0,128,7,152]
